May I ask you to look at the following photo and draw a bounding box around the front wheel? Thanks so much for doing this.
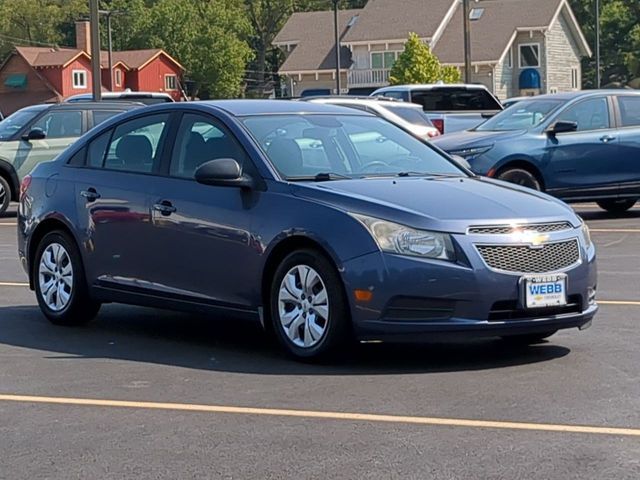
[596,198,637,213]
[270,249,351,360]
[34,231,100,326]
[497,168,541,191]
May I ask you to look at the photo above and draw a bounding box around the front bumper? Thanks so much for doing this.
[341,232,597,342]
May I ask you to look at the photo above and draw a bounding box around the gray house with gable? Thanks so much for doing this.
[274,0,591,100]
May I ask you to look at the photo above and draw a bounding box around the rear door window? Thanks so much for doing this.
[411,88,502,111]
[103,113,169,173]
[93,110,126,127]
[617,96,640,127]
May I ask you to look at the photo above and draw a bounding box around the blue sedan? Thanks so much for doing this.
[432,90,640,213]
[18,100,597,360]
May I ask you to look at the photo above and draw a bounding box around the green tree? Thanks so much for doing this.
[136,0,254,98]
[389,32,460,85]
[0,0,86,57]
[245,0,294,95]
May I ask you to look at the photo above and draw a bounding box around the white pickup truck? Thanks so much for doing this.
[371,84,503,134]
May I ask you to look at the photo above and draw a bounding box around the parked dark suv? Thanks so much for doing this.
[0,101,142,214]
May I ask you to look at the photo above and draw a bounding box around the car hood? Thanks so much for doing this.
[431,129,526,152]
[293,176,578,234]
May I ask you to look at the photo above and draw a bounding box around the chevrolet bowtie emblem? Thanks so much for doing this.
[512,229,549,247]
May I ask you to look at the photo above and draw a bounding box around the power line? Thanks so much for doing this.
[0,33,61,48]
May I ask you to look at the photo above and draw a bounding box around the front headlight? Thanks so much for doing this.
[351,214,455,260]
[448,145,493,159]
[580,220,593,248]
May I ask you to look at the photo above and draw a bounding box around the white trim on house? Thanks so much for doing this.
[71,69,87,89]
[518,42,541,69]
[551,0,592,57]
[164,74,177,91]
[342,38,427,47]
[430,0,460,46]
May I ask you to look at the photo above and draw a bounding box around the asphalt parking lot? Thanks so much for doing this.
[0,203,639,479]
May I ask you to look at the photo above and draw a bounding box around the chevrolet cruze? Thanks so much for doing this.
[18,101,597,360]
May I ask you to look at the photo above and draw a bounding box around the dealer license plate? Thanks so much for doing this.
[521,274,567,309]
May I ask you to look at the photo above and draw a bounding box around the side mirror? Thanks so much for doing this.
[450,154,471,170]
[546,120,577,136]
[194,158,255,189]
[22,128,46,141]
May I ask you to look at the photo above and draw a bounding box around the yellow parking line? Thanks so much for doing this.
[0,393,639,437]
[0,223,16,226]
[0,282,29,287]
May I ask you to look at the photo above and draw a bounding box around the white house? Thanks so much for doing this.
[273,0,591,99]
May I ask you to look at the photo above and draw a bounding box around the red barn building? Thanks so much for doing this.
[0,21,184,115]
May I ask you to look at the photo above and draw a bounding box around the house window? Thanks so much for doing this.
[571,68,579,89]
[72,70,87,89]
[164,74,177,91]
[371,51,400,70]
[115,69,122,87]
[549,87,558,94]
[519,44,540,68]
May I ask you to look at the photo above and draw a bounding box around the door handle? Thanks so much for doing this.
[80,188,101,202]
[600,135,616,143]
[152,201,176,216]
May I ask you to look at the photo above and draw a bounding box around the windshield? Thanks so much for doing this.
[242,114,464,179]
[0,107,44,140]
[476,99,564,131]
[386,106,434,127]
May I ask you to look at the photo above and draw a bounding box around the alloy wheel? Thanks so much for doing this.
[38,243,74,312]
[277,265,329,348]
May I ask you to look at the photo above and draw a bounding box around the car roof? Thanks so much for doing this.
[375,83,490,91]
[307,97,423,109]
[47,101,142,110]
[517,90,640,102]
[199,99,373,117]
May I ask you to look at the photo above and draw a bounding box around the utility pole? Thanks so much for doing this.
[99,10,126,92]
[89,0,101,101]
[333,0,341,95]
[463,0,472,84]
[595,0,601,88]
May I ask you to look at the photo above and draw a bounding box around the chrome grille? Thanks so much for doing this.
[468,222,573,235]
[476,239,580,273]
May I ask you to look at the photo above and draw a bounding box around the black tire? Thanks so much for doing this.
[33,231,100,326]
[497,168,541,191]
[596,198,637,213]
[269,249,351,360]
[501,330,557,345]
[0,175,10,215]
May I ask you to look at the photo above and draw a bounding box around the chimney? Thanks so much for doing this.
[75,20,91,53]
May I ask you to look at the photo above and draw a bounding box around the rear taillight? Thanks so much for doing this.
[431,119,444,134]
[19,175,32,200]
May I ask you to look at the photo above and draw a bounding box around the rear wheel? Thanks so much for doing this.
[270,249,350,360]
[0,175,10,215]
[34,231,100,326]
[501,330,557,345]
[497,168,541,191]
[596,198,637,213]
